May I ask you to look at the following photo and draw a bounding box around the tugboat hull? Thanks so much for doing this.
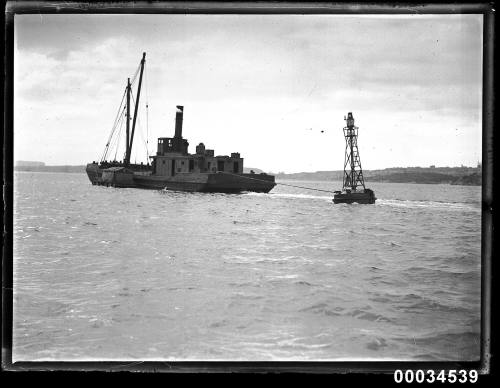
[205,173,275,193]
[134,172,276,193]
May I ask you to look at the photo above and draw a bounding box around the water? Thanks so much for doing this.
[13,172,481,361]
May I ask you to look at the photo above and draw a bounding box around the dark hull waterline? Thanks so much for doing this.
[86,163,276,193]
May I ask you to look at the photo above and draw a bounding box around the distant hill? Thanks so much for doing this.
[15,165,86,173]
[16,160,45,167]
[365,166,480,178]
[276,166,482,186]
[450,172,481,186]
[275,170,344,181]
[367,172,455,184]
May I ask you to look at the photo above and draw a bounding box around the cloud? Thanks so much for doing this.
[14,14,483,171]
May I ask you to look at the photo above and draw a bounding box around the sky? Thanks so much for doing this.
[14,13,483,173]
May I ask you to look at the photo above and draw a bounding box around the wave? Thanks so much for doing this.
[294,280,316,287]
[366,337,388,351]
[347,309,393,323]
[300,303,393,322]
[299,303,344,317]
[404,266,480,283]
[245,193,480,212]
[377,199,480,212]
[394,330,480,349]
[392,292,474,315]
[244,192,333,201]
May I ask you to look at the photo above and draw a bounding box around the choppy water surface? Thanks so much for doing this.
[13,172,481,361]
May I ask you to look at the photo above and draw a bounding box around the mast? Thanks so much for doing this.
[125,77,131,165]
[342,112,366,191]
[128,52,146,164]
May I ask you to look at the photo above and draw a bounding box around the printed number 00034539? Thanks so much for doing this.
[394,369,478,383]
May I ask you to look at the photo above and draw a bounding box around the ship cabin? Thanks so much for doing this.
[150,105,244,177]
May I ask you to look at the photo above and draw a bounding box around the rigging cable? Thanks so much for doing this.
[112,109,126,161]
[101,93,125,162]
[100,87,127,162]
[129,93,149,162]
[130,62,141,87]
[219,171,338,194]
[99,58,141,163]
[105,107,124,162]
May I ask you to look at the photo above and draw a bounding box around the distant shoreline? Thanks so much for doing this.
[14,164,481,186]
[274,167,481,186]
[15,165,86,174]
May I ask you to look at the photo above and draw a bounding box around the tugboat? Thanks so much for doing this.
[133,105,276,193]
[333,112,376,204]
[86,53,275,193]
